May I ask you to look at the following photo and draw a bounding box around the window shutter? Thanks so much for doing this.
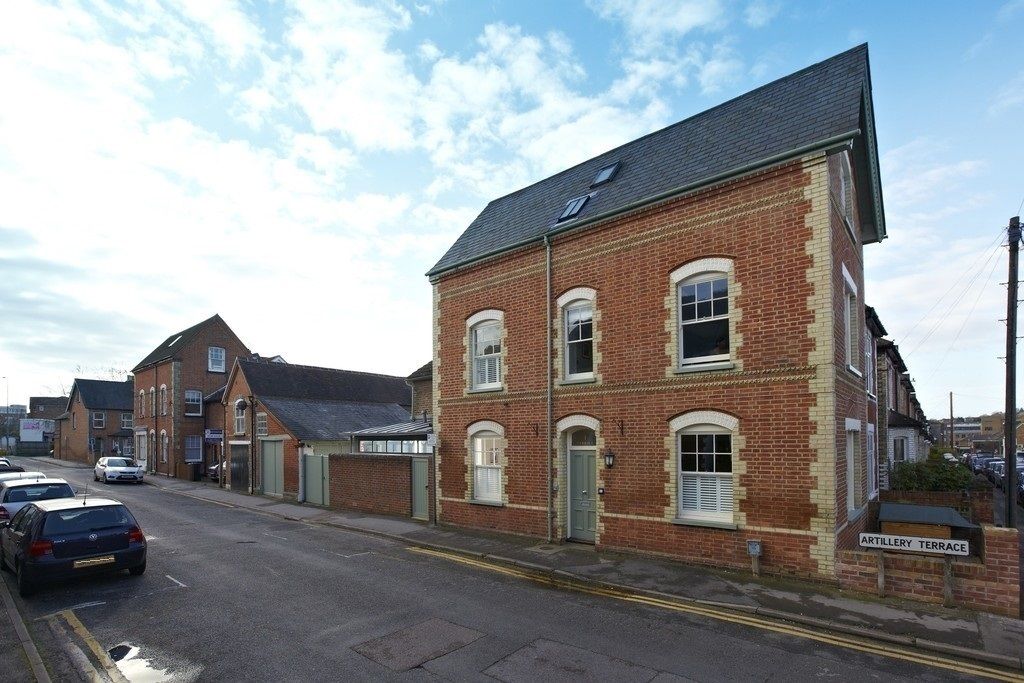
[718,477,733,513]
[680,474,699,511]
[474,467,501,501]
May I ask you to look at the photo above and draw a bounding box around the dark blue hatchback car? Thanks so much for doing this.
[0,497,147,596]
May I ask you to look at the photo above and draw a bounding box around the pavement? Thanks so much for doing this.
[9,455,1024,680]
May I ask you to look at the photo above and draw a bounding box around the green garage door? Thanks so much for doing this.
[261,440,284,496]
[304,453,329,506]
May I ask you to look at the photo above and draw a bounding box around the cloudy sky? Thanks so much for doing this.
[0,0,1021,418]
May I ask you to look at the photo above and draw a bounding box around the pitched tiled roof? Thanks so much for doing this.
[29,397,67,420]
[239,360,410,408]
[259,398,411,441]
[406,361,432,382]
[429,44,882,277]
[132,314,233,372]
[73,379,134,410]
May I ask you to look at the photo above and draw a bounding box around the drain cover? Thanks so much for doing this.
[353,618,483,671]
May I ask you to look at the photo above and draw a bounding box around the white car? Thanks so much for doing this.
[95,457,144,484]
[0,478,75,523]
[0,471,46,483]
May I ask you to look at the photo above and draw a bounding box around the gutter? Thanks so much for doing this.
[427,130,861,281]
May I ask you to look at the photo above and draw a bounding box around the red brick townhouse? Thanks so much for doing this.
[54,379,134,465]
[427,45,889,580]
[222,359,411,503]
[132,315,250,478]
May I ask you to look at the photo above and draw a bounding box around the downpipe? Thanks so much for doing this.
[545,235,553,543]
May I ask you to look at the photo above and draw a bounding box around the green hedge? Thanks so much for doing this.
[889,460,973,492]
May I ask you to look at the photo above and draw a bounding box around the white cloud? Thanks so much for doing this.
[988,70,1024,116]
[587,0,725,47]
[743,0,780,27]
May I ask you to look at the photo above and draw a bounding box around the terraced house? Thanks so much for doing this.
[427,45,888,580]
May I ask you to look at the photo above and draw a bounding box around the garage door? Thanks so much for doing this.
[261,440,284,496]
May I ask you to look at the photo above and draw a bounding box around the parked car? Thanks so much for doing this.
[988,461,1006,487]
[0,479,75,523]
[0,471,45,483]
[974,456,1000,475]
[0,465,25,475]
[0,457,12,467]
[94,457,144,484]
[207,461,223,482]
[0,497,147,596]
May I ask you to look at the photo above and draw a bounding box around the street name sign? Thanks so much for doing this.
[859,533,968,556]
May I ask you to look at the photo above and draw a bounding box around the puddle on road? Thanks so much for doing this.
[108,642,200,682]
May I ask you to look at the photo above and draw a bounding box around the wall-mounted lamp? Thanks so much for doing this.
[603,448,616,468]
[234,398,248,411]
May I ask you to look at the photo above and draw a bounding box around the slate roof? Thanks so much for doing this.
[72,379,134,411]
[205,385,226,404]
[258,398,411,441]
[407,362,432,382]
[132,314,228,372]
[429,44,882,277]
[239,360,410,408]
[888,409,926,431]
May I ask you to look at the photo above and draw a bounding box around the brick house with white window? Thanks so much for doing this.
[131,315,249,479]
[876,337,930,474]
[54,379,134,465]
[427,45,889,580]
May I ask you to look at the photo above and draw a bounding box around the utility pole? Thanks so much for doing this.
[1004,216,1020,528]
[949,392,954,451]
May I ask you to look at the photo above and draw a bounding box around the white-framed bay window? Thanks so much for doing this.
[467,310,504,391]
[671,411,737,524]
[468,421,505,504]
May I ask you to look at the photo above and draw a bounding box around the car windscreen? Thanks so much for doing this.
[106,458,137,468]
[42,505,137,535]
[3,483,75,503]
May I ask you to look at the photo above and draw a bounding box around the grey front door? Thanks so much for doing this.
[411,458,429,521]
[304,453,329,506]
[261,440,284,496]
[230,444,249,491]
[569,449,596,542]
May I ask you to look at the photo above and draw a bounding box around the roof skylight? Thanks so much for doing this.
[591,161,620,187]
[558,195,589,222]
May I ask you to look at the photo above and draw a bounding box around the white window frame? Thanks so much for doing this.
[867,423,878,499]
[185,435,202,463]
[121,412,133,430]
[672,259,733,368]
[161,430,168,463]
[467,310,504,391]
[864,329,875,396]
[159,384,168,416]
[256,412,268,437]
[208,346,226,372]
[893,437,907,463]
[185,389,203,416]
[842,265,860,376]
[846,418,862,515]
[149,387,156,415]
[234,400,246,435]
[138,390,145,418]
[564,301,594,380]
[671,411,737,524]
[468,421,504,504]
[92,411,105,429]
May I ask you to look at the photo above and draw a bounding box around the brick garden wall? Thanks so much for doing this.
[328,453,431,519]
[836,525,1020,617]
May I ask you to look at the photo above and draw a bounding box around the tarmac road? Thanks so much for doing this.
[1,459,991,682]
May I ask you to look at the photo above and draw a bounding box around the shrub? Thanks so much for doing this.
[889,460,973,492]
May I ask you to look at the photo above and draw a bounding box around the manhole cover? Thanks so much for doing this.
[353,618,483,671]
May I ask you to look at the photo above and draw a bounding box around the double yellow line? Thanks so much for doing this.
[407,546,1024,682]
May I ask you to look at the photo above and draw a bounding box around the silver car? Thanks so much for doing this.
[0,478,75,524]
[0,471,46,483]
[94,457,144,484]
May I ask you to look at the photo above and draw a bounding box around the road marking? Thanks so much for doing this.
[407,547,1024,682]
[326,550,371,558]
[165,575,187,588]
[60,609,129,683]
[263,532,288,540]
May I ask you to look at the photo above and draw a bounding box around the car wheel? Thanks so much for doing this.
[102,473,108,484]
[16,561,36,597]
[94,472,99,481]
[129,562,146,576]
